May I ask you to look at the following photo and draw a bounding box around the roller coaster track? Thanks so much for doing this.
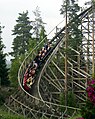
[5,5,95,119]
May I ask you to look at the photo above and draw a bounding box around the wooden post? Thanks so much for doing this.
[64,0,68,106]
[92,9,95,78]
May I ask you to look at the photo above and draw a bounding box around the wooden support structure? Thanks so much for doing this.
[5,5,95,119]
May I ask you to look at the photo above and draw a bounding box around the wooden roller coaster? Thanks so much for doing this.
[5,4,95,119]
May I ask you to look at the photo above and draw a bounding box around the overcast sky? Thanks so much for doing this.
[0,0,88,60]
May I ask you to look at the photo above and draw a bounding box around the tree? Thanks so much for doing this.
[60,0,83,61]
[60,0,83,106]
[9,9,47,87]
[0,24,10,86]
[39,26,47,41]
[9,56,25,87]
[27,26,47,53]
[28,7,47,51]
[10,10,33,58]
[32,6,46,41]
[68,1,82,49]
[9,11,33,86]
[60,0,82,50]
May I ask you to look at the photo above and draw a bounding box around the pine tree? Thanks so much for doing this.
[10,10,33,58]
[39,26,47,41]
[28,24,47,54]
[28,7,47,51]
[59,0,83,106]
[0,24,10,86]
[68,0,82,49]
[60,0,82,50]
[32,6,46,41]
[60,0,83,62]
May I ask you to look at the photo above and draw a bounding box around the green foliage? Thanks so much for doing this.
[67,1,82,50]
[9,59,20,87]
[0,87,14,105]
[39,26,47,41]
[39,26,47,47]
[28,27,47,54]
[0,54,10,86]
[9,55,25,87]
[92,0,95,6]
[69,114,82,119]
[0,93,5,105]
[67,91,76,107]
[9,8,47,88]
[60,0,83,59]
[59,92,65,112]
[32,6,46,39]
[81,100,95,119]
[28,37,37,52]
[28,26,47,52]
[59,91,77,114]
[0,25,10,86]
[66,91,77,115]
[10,10,32,58]
[0,109,27,119]
[60,0,80,16]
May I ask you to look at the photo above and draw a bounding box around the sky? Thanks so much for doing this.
[0,0,88,60]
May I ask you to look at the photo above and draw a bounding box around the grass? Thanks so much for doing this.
[69,114,82,119]
[0,107,27,119]
[0,106,83,119]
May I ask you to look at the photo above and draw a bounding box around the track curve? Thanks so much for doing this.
[5,5,95,119]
